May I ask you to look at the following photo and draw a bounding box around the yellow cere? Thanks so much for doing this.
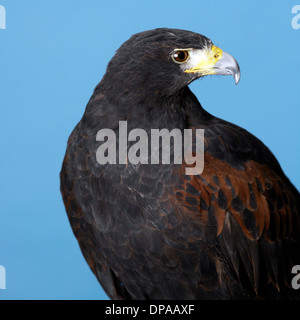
[184,45,223,74]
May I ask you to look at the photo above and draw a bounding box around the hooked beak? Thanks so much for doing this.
[184,45,241,85]
[214,51,240,84]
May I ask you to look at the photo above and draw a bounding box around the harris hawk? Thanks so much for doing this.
[60,28,300,299]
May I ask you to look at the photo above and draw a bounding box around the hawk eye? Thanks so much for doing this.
[172,50,190,63]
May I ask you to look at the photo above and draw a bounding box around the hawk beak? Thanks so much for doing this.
[184,45,241,85]
[214,51,241,85]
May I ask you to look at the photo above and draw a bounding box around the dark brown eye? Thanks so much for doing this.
[172,50,190,63]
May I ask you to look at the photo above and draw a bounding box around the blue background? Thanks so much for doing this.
[0,0,299,300]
